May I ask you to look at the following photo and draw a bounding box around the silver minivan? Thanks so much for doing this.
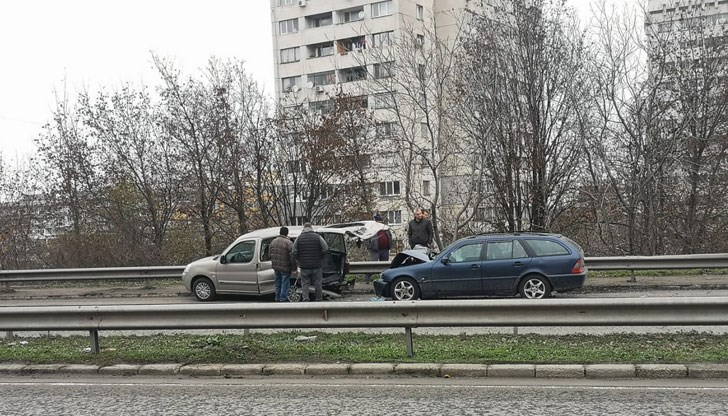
[182,226,349,301]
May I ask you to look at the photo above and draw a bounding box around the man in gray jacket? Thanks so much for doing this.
[292,223,329,301]
[270,226,297,302]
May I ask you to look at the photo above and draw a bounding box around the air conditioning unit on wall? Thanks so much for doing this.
[298,0,306,7]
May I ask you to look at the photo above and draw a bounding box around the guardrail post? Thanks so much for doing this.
[4,331,12,341]
[628,269,637,283]
[405,327,414,357]
[89,330,99,354]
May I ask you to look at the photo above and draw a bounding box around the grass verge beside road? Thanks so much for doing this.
[2,332,728,366]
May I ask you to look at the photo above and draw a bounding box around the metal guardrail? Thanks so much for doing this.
[2,297,728,356]
[1,254,728,283]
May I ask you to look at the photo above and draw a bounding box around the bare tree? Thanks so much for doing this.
[363,10,472,247]
[78,85,184,262]
[201,58,276,240]
[457,0,588,233]
[271,93,375,225]
[154,55,226,256]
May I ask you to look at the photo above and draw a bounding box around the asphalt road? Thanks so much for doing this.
[1,376,727,415]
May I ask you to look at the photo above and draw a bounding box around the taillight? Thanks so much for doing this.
[571,259,585,274]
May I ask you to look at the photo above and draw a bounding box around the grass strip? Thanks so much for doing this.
[2,331,728,366]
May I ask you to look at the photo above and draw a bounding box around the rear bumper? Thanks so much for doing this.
[551,274,587,292]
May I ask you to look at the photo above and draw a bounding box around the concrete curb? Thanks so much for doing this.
[3,363,728,379]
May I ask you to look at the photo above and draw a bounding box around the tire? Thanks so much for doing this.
[391,277,420,301]
[518,275,552,299]
[287,279,302,302]
[192,277,216,301]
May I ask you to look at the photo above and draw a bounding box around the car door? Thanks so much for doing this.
[256,237,276,294]
[431,242,485,297]
[482,239,532,294]
[216,239,260,293]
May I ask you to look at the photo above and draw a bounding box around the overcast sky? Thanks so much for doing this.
[0,0,633,161]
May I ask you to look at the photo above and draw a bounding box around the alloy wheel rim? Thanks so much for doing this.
[393,281,414,300]
[524,279,545,299]
[196,283,211,299]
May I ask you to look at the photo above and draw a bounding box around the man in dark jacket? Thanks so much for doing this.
[407,208,434,249]
[270,226,297,302]
[292,223,329,301]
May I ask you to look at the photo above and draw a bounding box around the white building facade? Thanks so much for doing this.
[269,0,485,229]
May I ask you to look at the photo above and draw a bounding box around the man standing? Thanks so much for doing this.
[270,226,296,302]
[364,214,393,283]
[292,222,329,301]
[407,208,434,249]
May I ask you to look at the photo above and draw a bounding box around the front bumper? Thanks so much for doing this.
[373,279,388,297]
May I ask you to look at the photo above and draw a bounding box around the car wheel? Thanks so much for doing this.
[519,275,551,299]
[391,277,420,301]
[193,277,216,301]
[287,281,303,302]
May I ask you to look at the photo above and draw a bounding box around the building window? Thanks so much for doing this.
[373,93,395,109]
[306,12,333,28]
[340,66,367,83]
[416,4,424,20]
[416,34,425,47]
[308,42,335,58]
[476,206,494,221]
[376,122,396,137]
[281,76,301,91]
[374,62,395,78]
[340,7,365,23]
[372,1,394,18]
[279,18,299,35]
[423,180,430,196]
[380,181,400,195]
[310,99,333,115]
[309,71,336,86]
[280,0,295,5]
[387,210,402,224]
[337,36,366,54]
[372,31,394,47]
[280,47,300,63]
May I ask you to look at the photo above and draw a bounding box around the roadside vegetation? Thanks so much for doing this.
[2,332,728,367]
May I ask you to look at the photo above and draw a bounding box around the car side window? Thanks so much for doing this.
[525,239,569,257]
[225,240,256,263]
[260,238,275,262]
[448,243,483,263]
[513,240,529,258]
[486,241,513,260]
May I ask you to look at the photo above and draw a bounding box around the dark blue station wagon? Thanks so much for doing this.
[373,233,586,300]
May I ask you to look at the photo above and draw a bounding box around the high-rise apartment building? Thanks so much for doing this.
[269,0,483,227]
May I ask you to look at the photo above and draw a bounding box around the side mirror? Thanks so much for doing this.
[440,257,450,265]
[220,255,227,264]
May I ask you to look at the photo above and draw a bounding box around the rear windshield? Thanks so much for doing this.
[321,232,346,253]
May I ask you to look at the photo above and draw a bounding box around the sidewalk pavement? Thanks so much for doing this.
[2,362,728,379]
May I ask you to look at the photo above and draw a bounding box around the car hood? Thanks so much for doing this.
[389,249,432,268]
[185,255,219,273]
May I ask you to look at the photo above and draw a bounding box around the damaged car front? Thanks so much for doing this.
[373,248,434,301]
